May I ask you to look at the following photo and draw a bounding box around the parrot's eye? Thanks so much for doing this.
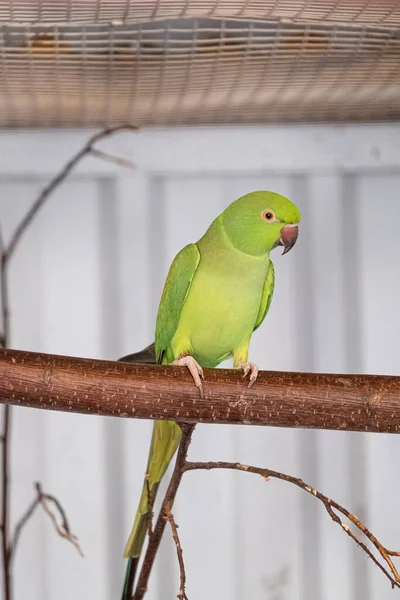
[262,210,275,222]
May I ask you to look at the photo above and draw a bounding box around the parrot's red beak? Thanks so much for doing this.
[279,224,299,255]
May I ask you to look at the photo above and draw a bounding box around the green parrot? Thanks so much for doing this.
[120,190,300,599]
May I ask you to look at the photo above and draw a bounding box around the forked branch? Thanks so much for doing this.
[183,461,400,589]
[3,125,138,263]
[9,482,83,563]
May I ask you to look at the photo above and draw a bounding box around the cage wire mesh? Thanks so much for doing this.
[0,1,400,127]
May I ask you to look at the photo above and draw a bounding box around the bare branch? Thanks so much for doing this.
[0,224,6,349]
[133,424,195,600]
[0,221,12,599]
[0,201,12,600]
[183,461,400,589]
[89,148,136,170]
[35,483,84,557]
[8,498,39,564]
[0,125,138,600]
[164,502,189,600]
[0,402,11,600]
[9,482,83,562]
[1,348,400,434]
[3,125,138,264]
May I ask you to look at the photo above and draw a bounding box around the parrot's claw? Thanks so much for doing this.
[237,362,259,388]
[171,355,204,397]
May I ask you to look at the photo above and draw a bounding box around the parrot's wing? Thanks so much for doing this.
[155,243,200,364]
[253,260,275,331]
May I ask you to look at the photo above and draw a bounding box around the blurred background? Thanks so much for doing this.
[1,2,400,600]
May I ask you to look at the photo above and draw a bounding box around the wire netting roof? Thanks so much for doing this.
[1,1,400,127]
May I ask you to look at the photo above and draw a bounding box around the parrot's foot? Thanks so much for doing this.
[171,355,204,397]
[237,362,259,388]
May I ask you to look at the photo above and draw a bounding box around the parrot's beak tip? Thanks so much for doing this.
[279,223,299,255]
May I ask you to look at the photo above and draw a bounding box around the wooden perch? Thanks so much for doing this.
[0,348,399,433]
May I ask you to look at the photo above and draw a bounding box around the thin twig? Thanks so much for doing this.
[89,148,136,170]
[0,224,7,348]
[8,497,39,564]
[133,423,196,600]
[9,482,83,562]
[164,502,189,600]
[35,483,84,557]
[183,461,400,590]
[0,405,10,600]
[4,125,138,264]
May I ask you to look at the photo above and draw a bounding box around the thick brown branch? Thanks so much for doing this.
[164,503,189,600]
[1,349,400,433]
[133,424,195,600]
[183,461,400,589]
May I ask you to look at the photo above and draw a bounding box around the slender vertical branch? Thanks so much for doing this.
[0,124,138,600]
[1,405,11,600]
[133,424,196,600]
[0,224,11,600]
[0,227,9,347]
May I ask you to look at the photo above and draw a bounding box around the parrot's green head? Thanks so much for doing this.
[221,190,300,256]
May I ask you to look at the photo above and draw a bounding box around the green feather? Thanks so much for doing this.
[155,243,200,364]
[254,260,275,331]
[123,420,181,559]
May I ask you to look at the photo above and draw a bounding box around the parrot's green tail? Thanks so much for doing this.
[121,557,138,600]
[123,480,160,559]
[121,420,182,600]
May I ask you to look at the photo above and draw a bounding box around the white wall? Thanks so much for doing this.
[0,125,400,600]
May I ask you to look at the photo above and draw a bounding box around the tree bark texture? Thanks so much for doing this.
[0,349,399,433]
